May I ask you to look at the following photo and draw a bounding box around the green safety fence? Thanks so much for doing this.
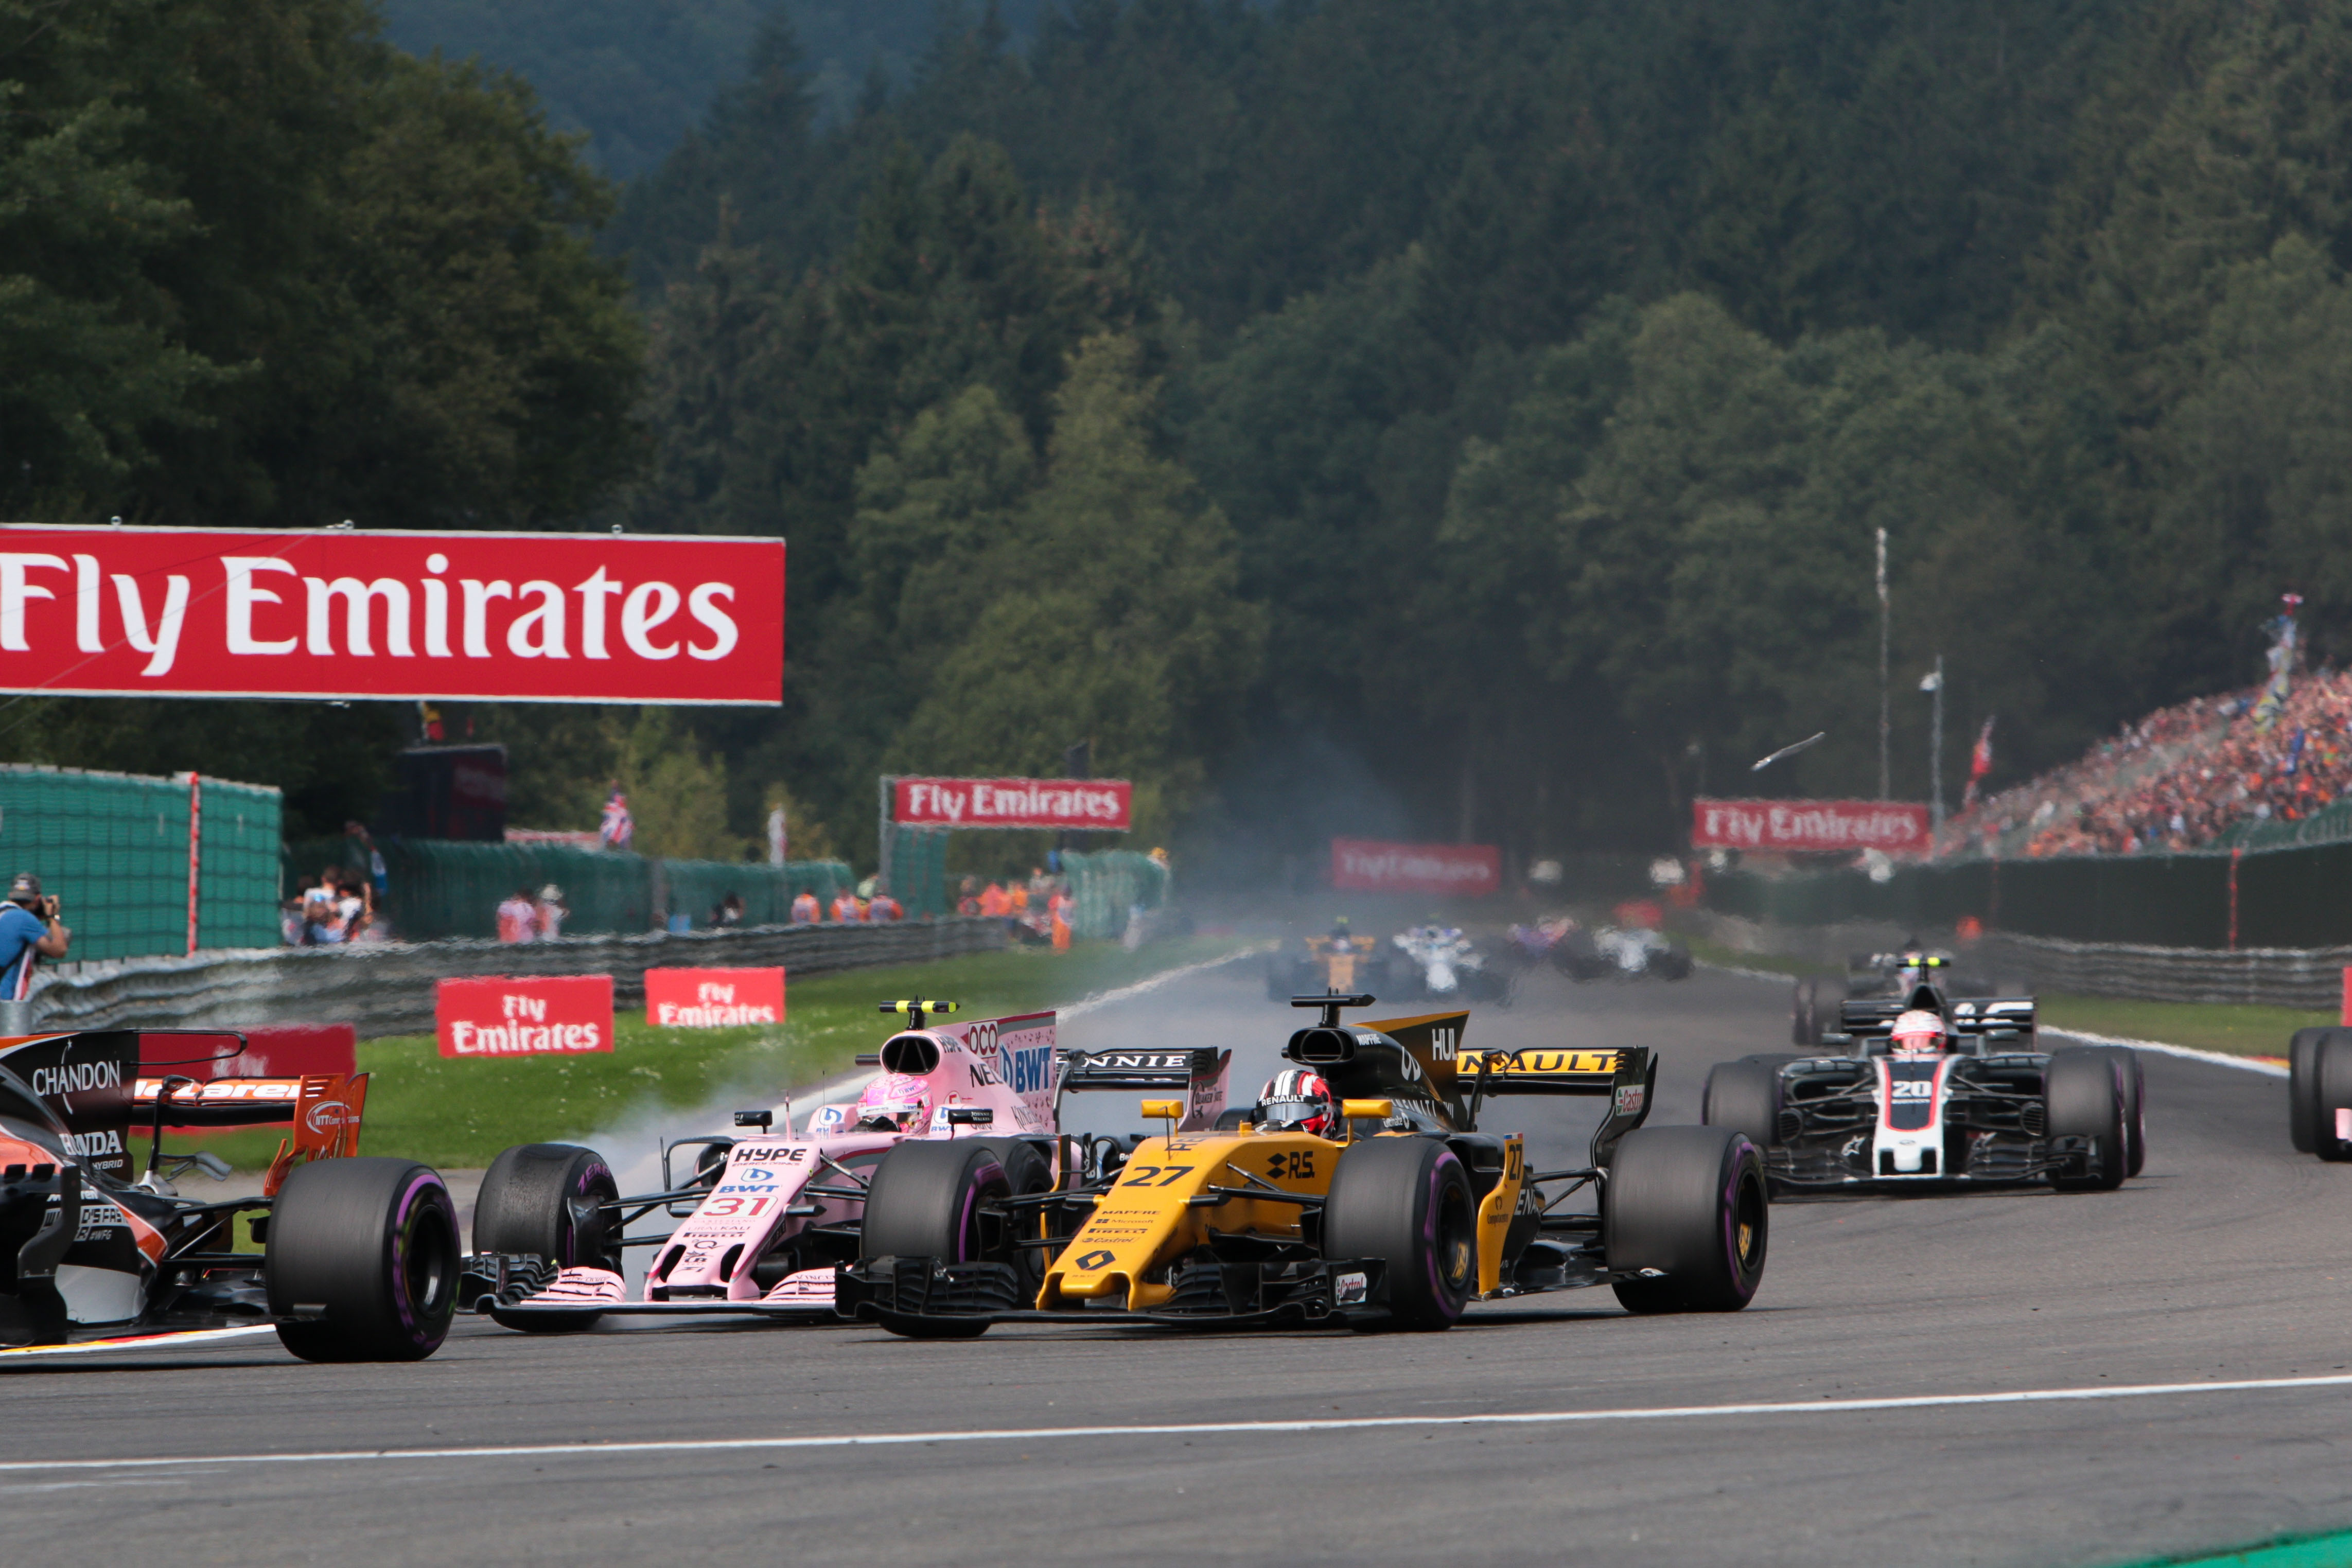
[0,764,281,958]
[335,840,856,941]
[1061,849,1170,941]
[1702,836,2352,949]
[886,826,950,918]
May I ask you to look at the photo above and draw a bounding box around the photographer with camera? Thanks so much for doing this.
[0,873,69,1001]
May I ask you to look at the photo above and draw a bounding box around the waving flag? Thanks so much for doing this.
[1962,716,1996,808]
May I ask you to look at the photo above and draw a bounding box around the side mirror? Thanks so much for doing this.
[945,1107,993,1127]
[733,1110,773,1133]
[190,1152,232,1182]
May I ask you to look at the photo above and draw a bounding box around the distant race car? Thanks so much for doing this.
[1792,943,1989,1046]
[1555,926,1692,982]
[1388,926,1511,1006]
[1267,923,1395,1001]
[836,995,1767,1335]
[0,1028,459,1362]
[1706,982,2144,1193]
[465,1002,1231,1330]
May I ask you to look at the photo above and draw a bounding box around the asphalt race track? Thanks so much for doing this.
[5,957,2349,1566]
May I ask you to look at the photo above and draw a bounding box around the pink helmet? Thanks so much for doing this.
[854,1072,931,1131]
[1889,1009,1947,1055]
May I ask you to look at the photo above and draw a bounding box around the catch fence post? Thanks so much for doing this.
[185,771,201,956]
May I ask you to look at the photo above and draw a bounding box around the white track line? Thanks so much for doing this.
[13,1370,2352,1471]
[1694,959,1803,984]
[2040,1027,2289,1078]
[1694,958,2293,1078]
[1058,942,1274,1020]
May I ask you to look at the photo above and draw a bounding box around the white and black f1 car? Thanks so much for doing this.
[1706,985,2145,1193]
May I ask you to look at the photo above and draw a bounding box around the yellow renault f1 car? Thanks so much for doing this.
[836,995,1767,1334]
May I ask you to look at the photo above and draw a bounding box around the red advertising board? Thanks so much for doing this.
[891,777,1132,831]
[644,967,785,1028]
[1330,838,1501,896]
[0,525,782,704]
[1691,798,1931,853]
[437,975,614,1059]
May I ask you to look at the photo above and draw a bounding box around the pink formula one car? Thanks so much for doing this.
[465,1001,1230,1329]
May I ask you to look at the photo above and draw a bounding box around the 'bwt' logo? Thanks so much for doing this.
[502,994,548,1022]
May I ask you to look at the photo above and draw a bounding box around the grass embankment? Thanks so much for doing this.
[182,935,1251,1172]
[1683,936,2321,1060]
[2035,994,2324,1059]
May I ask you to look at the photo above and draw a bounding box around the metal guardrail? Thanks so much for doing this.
[1976,934,2351,1012]
[23,918,1009,1037]
[1681,910,2349,1012]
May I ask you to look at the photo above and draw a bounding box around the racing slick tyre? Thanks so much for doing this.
[2312,1031,2352,1161]
[266,1157,461,1362]
[1702,1057,1795,1151]
[473,1143,623,1331]
[1652,942,1693,981]
[2046,1048,2129,1192]
[1321,1135,1477,1332]
[1605,1126,1767,1315]
[2289,1026,2331,1154]
[2096,1046,2148,1178]
[859,1138,1048,1337]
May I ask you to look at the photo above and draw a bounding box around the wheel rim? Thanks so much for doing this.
[396,1186,458,1326]
[1432,1169,1475,1296]
[1731,1168,1767,1275]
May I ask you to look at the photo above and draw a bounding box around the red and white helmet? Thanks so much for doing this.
[1889,1009,1947,1055]
[1259,1069,1337,1138]
[854,1072,931,1131]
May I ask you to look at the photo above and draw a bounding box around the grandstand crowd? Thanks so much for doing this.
[1935,671,2352,857]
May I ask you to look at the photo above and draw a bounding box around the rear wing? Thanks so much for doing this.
[132,1072,368,1196]
[1055,1047,1231,1132]
[1455,1044,1656,1166]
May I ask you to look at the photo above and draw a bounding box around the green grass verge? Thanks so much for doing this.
[2036,992,2325,1059]
[174,936,1252,1173]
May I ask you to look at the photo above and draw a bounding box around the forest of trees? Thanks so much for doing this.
[17,0,2352,876]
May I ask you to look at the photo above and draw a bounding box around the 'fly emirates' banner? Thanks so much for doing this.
[437,976,614,1059]
[0,525,783,704]
[1691,798,1930,852]
[644,967,784,1028]
[1330,838,1501,896]
[892,777,1132,831]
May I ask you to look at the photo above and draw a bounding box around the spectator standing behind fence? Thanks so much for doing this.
[956,877,980,916]
[711,892,745,928]
[535,884,568,940]
[0,875,68,999]
[302,869,347,944]
[497,887,538,943]
[791,889,819,924]
[979,881,1010,918]
[599,785,634,852]
[831,888,865,924]
[869,885,902,923]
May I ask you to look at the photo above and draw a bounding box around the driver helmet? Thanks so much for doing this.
[1258,1068,1338,1138]
[853,1072,931,1132]
[1889,1009,1947,1056]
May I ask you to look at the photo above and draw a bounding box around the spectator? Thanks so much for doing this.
[956,877,981,917]
[535,884,568,940]
[300,871,341,945]
[978,880,1011,918]
[1050,886,1073,952]
[831,888,866,924]
[791,889,820,924]
[0,873,68,999]
[335,873,371,943]
[280,896,305,947]
[599,784,633,851]
[347,821,389,901]
[711,891,745,928]
[869,884,903,923]
[497,887,538,943]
